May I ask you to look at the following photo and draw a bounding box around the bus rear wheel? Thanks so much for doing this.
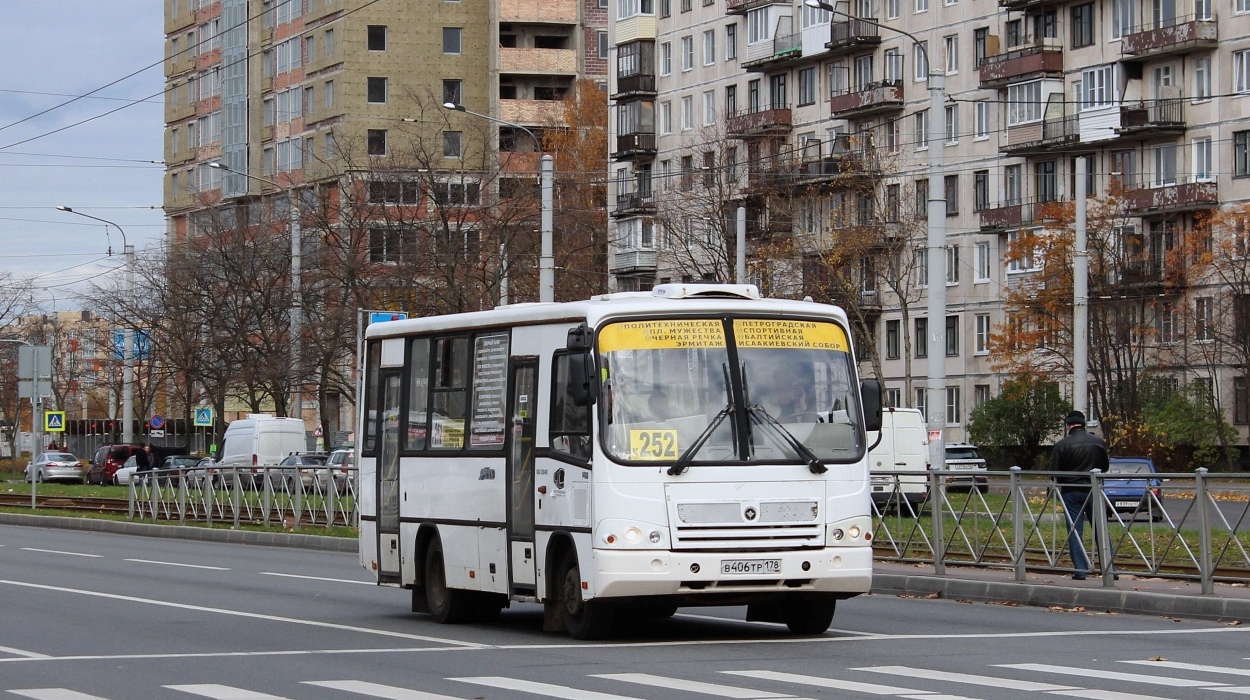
[782,596,836,635]
[425,539,472,624]
[560,550,614,640]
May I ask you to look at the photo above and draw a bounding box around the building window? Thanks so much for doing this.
[945,315,959,356]
[1071,4,1094,48]
[946,386,961,425]
[1239,0,1250,13]
[703,90,715,125]
[916,248,928,287]
[1007,80,1042,125]
[367,129,387,155]
[915,178,928,219]
[703,29,715,65]
[659,101,671,134]
[973,171,989,212]
[681,35,693,71]
[886,0,899,18]
[368,226,414,262]
[1235,131,1250,177]
[367,77,388,104]
[681,155,693,191]
[945,104,958,144]
[1194,137,1213,181]
[974,384,990,408]
[324,80,334,109]
[1035,159,1058,202]
[1111,0,1134,38]
[915,0,928,12]
[886,319,900,359]
[1237,51,1250,93]
[914,109,928,149]
[913,41,928,81]
[1157,301,1175,344]
[443,27,462,54]
[796,67,816,106]
[443,79,462,106]
[945,247,960,287]
[975,313,990,354]
[886,183,900,222]
[1080,65,1115,110]
[943,35,958,74]
[443,131,462,158]
[974,27,987,67]
[681,95,693,130]
[915,387,926,421]
[367,25,387,51]
[1237,377,1249,425]
[660,42,671,75]
[1195,57,1211,100]
[975,241,990,282]
[599,31,609,59]
[915,317,927,358]
[944,175,958,216]
[726,24,737,60]
[1196,297,1214,341]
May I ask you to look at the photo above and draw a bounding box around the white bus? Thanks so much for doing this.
[358,283,882,639]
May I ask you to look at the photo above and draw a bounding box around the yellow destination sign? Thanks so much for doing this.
[733,319,849,352]
[599,319,726,351]
[629,429,679,461]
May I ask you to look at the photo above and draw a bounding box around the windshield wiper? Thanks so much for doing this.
[747,405,828,475]
[668,363,735,476]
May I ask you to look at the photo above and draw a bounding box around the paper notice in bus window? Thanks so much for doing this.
[733,319,849,352]
[432,419,465,448]
[629,429,679,461]
[598,320,726,352]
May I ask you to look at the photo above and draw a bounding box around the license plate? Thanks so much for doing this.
[721,559,781,575]
[1114,500,1139,508]
[948,465,976,471]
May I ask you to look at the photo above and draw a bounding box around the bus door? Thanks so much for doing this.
[506,358,538,593]
[377,370,403,584]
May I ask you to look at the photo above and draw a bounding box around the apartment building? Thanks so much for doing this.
[607,0,1250,445]
[162,0,607,423]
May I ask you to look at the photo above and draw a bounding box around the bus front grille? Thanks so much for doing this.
[670,523,824,549]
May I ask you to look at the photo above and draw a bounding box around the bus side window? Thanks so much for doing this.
[550,353,592,460]
[363,341,382,455]
[432,336,469,421]
[404,338,430,451]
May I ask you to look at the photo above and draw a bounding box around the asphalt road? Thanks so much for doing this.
[3,525,1249,700]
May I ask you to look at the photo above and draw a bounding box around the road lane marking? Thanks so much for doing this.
[8,691,112,700]
[19,548,101,558]
[999,664,1227,687]
[1208,689,1250,695]
[125,558,230,570]
[594,672,795,698]
[853,666,1078,692]
[453,676,645,700]
[260,572,373,585]
[722,670,941,696]
[1120,660,1250,678]
[166,685,292,699]
[0,647,471,664]
[0,645,50,659]
[1048,691,1183,700]
[305,680,469,699]
[0,579,490,649]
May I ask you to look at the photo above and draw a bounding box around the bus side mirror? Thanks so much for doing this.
[568,352,598,407]
[860,379,882,433]
[567,323,592,352]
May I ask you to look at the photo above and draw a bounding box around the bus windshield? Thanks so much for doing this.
[598,317,864,466]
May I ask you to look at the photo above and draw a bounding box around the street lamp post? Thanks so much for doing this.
[804,1,946,471]
[208,162,303,420]
[440,102,555,303]
[56,206,136,444]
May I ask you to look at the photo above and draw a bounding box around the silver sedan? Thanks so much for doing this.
[25,452,85,484]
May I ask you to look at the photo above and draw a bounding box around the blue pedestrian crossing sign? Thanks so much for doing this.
[44,411,66,432]
[193,407,214,427]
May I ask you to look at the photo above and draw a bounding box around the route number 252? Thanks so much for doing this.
[628,429,679,461]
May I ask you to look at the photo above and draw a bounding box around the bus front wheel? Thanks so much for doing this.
[782,596,836,635]
[425,539,471,624]
[560,550,614,640]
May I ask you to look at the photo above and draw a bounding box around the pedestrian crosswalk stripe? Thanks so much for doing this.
[304,680,466,699]
[998,664,1228,688]
[164,685,293,699]
[1207,688,1250,695]
[1120,660,1250,678]
[593,672,796,699]
[451,676,645,700]
[721,669,952,697]
[1048,690,1187,700]
[852,665,1078,692]
[8,691,111,700]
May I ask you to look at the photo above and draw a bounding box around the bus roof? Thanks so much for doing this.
[364,284,850,341]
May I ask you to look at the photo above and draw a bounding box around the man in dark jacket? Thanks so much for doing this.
[1051,410,1109,579]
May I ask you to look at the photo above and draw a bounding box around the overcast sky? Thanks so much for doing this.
[0,1,165,313]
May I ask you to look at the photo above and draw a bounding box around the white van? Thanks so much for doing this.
[867,408,929,510]
[217,414,308,467]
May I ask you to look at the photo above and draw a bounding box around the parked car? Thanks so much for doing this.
[25,452,85,483]
[324,448,355,490]
[86,444,145,485]
[1105,457,1163,521]
[156,455,204,486]
[944,443,989,493]
[113,455,141,486]
[277,452,329,490]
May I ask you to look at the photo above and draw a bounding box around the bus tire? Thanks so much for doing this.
[424,539,471,624]
[782,596,835,635]
[560,550,614,640]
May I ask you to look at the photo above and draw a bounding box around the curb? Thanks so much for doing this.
[871,573,1250,623]
[0,512,356,552]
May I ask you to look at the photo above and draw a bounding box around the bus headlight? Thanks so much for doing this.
[599,520,668,548]
[827,516,872,546]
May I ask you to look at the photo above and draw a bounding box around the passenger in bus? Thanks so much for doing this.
[648,389,672,421]
[772,364,818,423]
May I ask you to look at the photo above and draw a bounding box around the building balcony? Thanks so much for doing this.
[742,31,804,72]
[499,98,566,126]
[978,198,1065,231]
[1116,98,1186,137]
[1001,113,1079,154]
[998,0,1062,10]
[979,40,1063,89]
[499,0,578,23]
[726,105,792,137]
[613,131,657,160]
[1123,179,1218,215]
[824,18,882,57]
[829,80,903,119]
[1121,16,1217,60]
[610,249,658,273]
[611,191,656,218]
[858,290,883,316]
[612,73,656,99]
[726,0,787,15]
[500,47,577,75]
